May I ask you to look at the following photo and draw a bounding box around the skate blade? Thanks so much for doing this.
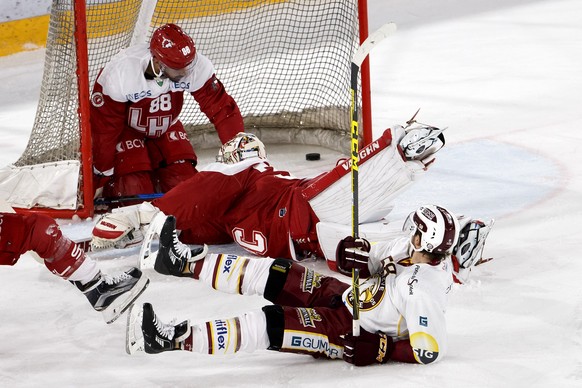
[138,213,166,270]
[102,275,150,324]
[125,303,145,355]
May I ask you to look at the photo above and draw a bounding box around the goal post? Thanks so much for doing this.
[1,0,376,219]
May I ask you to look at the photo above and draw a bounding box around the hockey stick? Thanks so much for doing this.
[350,22,397,337]
[94,193,164,207]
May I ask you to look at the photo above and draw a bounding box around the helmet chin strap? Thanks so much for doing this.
[150,57,164,78]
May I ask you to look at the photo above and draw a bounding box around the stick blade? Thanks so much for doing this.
[352,22,397,67]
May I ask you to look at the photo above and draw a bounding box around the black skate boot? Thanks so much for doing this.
[74,268,149,324]
[154,215,207,277]
[141,303,191,354]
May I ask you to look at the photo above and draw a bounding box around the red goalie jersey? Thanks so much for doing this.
[153,158,320,260]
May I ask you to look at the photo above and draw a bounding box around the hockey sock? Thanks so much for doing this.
[190,310,269,355]
[194,253,273,296]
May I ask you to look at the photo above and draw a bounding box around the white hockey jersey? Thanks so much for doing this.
[342,236,454,364]
[95,44,215,103]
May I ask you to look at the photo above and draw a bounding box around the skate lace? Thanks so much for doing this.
[102,271,131,285]
[172,232,192,260]
[154,315,176,340]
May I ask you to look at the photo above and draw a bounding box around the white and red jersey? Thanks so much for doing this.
[342,237,454,364]
[90,44,242,175]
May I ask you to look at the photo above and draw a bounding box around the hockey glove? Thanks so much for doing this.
[342,329,393,366]
[336,236,371,278]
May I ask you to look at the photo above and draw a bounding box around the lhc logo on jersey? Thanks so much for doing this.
[410,332,439,364]
[232,227,267,255]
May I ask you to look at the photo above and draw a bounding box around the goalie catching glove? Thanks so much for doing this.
[91,202,162,250]
[336,236,372,278]
[342,329,394,366]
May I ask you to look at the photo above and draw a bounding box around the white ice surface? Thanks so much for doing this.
[1,1,582,387]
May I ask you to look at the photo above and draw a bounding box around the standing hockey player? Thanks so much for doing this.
[0,212,149,324]
[91,23,244,198]
[126,205,459,366]
[92,123,447,270]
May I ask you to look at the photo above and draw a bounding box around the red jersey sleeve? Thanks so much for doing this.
[191,75,243,143]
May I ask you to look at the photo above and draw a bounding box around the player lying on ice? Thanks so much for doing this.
[0,212,149,324]
[92,122,493,281]
[126,204,466,365]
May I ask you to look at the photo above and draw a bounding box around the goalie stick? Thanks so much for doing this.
[94,193,164,207]
[350,22,397,337]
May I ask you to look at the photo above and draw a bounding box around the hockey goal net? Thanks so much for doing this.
[1,0,372,218]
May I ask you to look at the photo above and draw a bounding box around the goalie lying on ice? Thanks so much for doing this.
[92,123,445,268]
[126,205,465,365]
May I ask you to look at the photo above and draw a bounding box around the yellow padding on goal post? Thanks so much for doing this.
[0,15,50,57]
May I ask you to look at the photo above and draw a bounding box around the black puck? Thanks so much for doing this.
[306,153,321,161]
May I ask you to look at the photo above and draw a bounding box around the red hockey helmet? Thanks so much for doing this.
[149,23,196,70]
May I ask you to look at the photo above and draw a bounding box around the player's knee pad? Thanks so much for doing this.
[262,305,284,351]
[264,258,293,303]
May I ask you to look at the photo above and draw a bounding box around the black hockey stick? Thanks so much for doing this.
[350,22,397,336]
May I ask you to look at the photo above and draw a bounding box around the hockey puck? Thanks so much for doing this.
[306,153,321,161]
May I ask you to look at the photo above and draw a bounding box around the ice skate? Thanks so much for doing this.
[126,302,191,355]
[74,267,149,324]
[153,215,208,277]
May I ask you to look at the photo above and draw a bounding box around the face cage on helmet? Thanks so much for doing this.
[216,148,262,164]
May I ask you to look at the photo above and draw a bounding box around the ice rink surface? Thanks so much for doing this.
[1,0,581,387]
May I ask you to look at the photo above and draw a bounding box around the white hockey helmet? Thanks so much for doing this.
[216,132,267,164]
[403,205,460,254]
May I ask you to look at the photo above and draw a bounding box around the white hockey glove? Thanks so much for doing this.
[398,124,446,166]
[452,217,495,284]
[91,202,162,250]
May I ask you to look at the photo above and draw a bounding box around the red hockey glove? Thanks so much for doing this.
[342,329,393,367]
[335,236,371,277]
